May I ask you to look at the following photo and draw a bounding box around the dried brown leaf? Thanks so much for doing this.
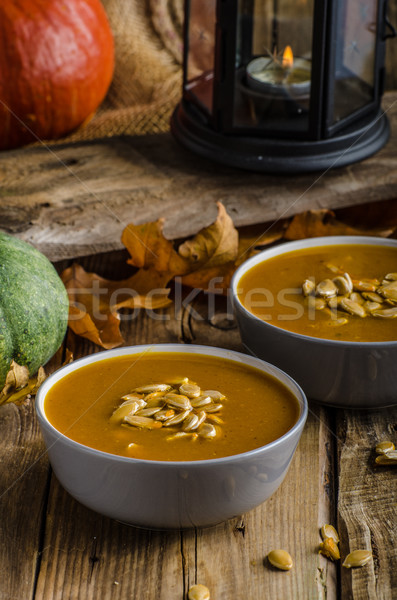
[181,219,285,292]
[0,362,45,406]
[62,263,172,349]
[284,209,394,240]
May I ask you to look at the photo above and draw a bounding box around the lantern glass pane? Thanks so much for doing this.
[184,0,217,115]
[234,0,314,134]
[332,0,377,124]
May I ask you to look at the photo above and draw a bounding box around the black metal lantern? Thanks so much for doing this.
[171,0,396,173]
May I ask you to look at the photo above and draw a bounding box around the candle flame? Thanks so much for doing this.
[282,46,294,69]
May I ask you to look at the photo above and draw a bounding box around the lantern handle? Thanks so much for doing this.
[383,15,396,40]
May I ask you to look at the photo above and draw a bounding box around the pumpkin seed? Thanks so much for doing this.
[327,296,344,310]
[352,279,379,292]
[305,296,327,310]
[190,395,212,408]
[179,383,201,398]
[164,393,192,410]
[133,384,171,393]
[339,297,367,317]
[144,391,167,402]
[123,415,163,429]
[375,440,395,454]
[206,414,224,425]
[333,275,353,295]
[109,402,141,424]
[202,390,225,401]
[302,278,316,296]
[319,537,340,561]
[136,406,163,417]
[167,377,189,386]
[120,394,145,403]
[267,549,293,571]
[182,413,200,432]
[144,397,166,409]
[375,453,397,465]
[187,584,210,600]
[372,307,397,318]
[384,272,397,281]
[324,317,349,327]
[349,292,365,305]
[316,279,338,298]
[363,300,383,313]
[203,403,223,413]
[198,423,217,439]
[195,410,207,428]
[320,524,340,544]
[123,398,147,409]
[342,550,372,568]
[163,409,192,427]
[325,262,342,274]
[165,431,196,441]
[378,281,397,301]
[362,291,384,303]
[343,272,353,290]
[154,408,175,421]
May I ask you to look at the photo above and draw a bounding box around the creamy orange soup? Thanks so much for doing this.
[238,244,397,342]
[44,352,300,461]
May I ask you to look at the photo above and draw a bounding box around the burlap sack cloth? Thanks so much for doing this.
[64,0,184,143]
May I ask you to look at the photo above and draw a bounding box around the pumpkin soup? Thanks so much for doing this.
[238,244,397,342]
[44,352,300,461]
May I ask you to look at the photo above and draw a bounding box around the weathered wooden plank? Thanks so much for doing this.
[337,408,397,600]
[0,92,396,262]
[35,477,185,600]
[0,396,51,599]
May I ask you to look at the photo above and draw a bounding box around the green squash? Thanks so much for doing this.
[0,233,69,389]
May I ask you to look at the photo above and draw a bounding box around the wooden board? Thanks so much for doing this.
[0,93,396,262]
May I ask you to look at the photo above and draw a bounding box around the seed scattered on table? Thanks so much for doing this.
[375,451,397,465]
[342,549,372,568]
[110,378,226,442]
[374,439,397,465]
[320,524,340,544]
[375,440,395,454]
[319,537,340,561]
[319,524,341,561]
[187,583,210,600]
[267,549,293,570]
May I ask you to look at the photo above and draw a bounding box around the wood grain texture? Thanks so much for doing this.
[336,408,397,600]
[0,399,49,600]
[0,92,396,261]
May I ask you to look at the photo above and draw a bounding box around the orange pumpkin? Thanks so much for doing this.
[0,0,115,150]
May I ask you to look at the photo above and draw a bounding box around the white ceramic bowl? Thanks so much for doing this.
[36,344,307,530]
[231,236,397,409]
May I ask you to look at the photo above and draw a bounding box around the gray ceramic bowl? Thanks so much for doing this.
[231,236,397,409]
[36,344,307,530]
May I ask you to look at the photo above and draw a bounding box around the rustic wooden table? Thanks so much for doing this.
[0,247,396,600]
[1,92,397,600]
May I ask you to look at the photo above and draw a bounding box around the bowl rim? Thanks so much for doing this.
[230,235,397,348]
[36,343,308,468]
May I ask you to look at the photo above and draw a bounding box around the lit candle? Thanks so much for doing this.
[246,46,311,99]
